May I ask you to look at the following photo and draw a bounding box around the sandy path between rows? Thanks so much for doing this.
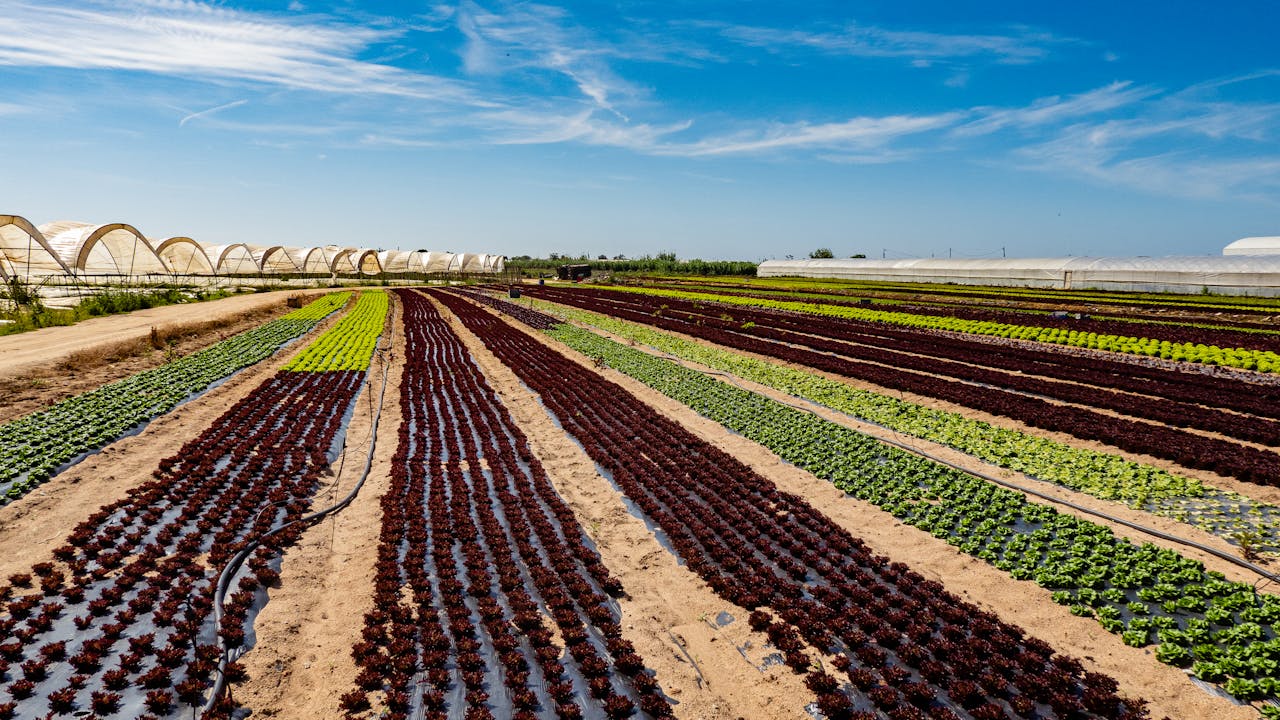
[237,293,404,717]
[0,297,349,584]
[436,294,818,720]
[489,303,1255,720]
[0,288,330,378]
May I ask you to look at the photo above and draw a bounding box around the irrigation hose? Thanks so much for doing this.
[550,306,1280,589]
[199,298,396,717]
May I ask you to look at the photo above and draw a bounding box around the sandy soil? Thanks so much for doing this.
[0,288,329,379]
[437,294,818,720]
[491,304,1256,720]
[236,293,404,718]
[0,300,347,584]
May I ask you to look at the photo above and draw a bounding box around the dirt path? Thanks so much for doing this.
[237,293,404,718]
[0,300,303,418]
[0,288,329,379]
[492,303,1254,720]
[438,294,817,720]
[0,300,348,584]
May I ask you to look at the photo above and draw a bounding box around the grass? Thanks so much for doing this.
[0,280,238,336]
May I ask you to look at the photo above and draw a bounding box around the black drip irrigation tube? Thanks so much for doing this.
[199,301,396,717]
[567,314,1280,589]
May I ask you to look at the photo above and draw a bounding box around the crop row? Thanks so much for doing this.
[616,283,1280,423]
[284,291,389,372]
[503,297,1280,707]
[524,285,1280,486]
[520,294,1280,556]
[438,289,1147,720]
[604,284,1280,372]
[0,292,386,718]
[670,276,1280,319]
[0,291,350,502]
[655,280,1280,350]
[343,290,668,720]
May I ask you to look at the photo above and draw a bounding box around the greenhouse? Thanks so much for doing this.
[40,221,169,276]
[758,255,1280,296]
[1224,237,1280,256]
[153,237,215,275]
[0,213,504,282]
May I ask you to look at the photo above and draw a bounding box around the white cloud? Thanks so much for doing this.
[0,0,477,102]
[666,113,962,157]
[956,81,1157,136]
[178,99,247,127]
[710,20,1073,65]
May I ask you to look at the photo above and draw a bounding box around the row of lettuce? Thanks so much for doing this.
[529,298,1280,557]
[284,292,389,372]
[606,284,1280,372]
[474,292,1280,708]
[0,293,351,503]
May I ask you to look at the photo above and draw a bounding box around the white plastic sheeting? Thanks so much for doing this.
[1224,237,1280,256]
[0,214,503,279]
[0,215,69,279]
[40,222,168,275]
[758,256,1280,296]
[153,237,215,275]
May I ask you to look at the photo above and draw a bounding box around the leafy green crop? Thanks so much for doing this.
[530,297,1280,556]
[541,317,1280,704]
[604,284,1280,373]
[0,292,349,502]
[284,291,388,372]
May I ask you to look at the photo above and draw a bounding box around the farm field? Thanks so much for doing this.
[1,280,1279,719]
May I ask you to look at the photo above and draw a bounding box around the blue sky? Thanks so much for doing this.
[0,0,1277,260]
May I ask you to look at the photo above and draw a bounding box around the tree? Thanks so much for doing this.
[809,248,834,259]
[850,253,867,258]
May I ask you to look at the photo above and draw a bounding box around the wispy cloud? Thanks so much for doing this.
[707,20,1074,65]
[455,1,640,118]
[0,0,478,102]
[956,81,1157,136]
[1011,87,1280,199]
[666,113,962,157]
[178,99,247,127]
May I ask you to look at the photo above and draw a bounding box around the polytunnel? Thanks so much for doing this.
[329,247,360,275]
[250,245,302,274]
[0,215,69,279]
[757,256,1280,296]
[377,250,413,274]
[40,221,168,276]
[353,248,382,275]
[153,237,214,275]
[421,251,454,273]
[1224,237,1280,256]
[202,243,259,275]
[284,246,331,274]
[459,253,488,273]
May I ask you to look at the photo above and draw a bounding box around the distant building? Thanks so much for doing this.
[1224,237,1280,256]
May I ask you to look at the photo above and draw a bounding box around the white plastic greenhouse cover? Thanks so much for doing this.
[283,246,331,274]
[378,250,413,273]
[250,245,301,274]
[2,214,504,280]
[422,251,454,273]
[0,215,69,278]
[153,237,214,274]
[40,221,168,275]
[202,243,259,274]
[1224,237,1280,256]
[757,256,1280,296]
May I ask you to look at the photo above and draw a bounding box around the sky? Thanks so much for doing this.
[0,0,1277,261]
